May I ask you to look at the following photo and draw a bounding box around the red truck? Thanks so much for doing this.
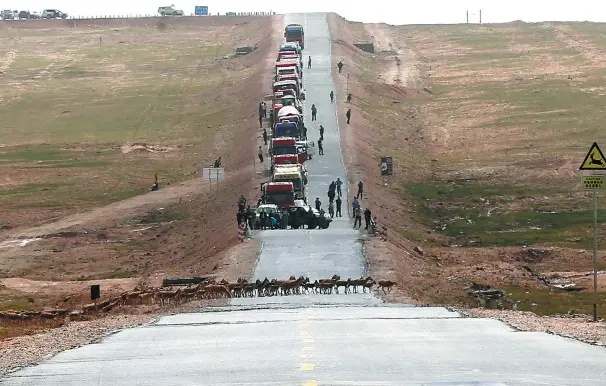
[271,137,306,164]
[262,182,295,208]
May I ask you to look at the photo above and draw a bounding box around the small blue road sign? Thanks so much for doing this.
[195,6,208,16]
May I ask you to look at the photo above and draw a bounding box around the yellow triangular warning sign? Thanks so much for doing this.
[580,142,606,170]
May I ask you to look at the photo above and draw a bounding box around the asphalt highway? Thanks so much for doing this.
[241,12,374,307]
[5,306,606,385]
[4,13,606,386]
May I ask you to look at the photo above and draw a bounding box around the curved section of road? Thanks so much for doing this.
[232,13,379,306]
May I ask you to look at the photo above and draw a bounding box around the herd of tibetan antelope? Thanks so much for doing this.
[0,275,396,324]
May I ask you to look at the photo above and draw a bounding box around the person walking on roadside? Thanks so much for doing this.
[335,196,342,217]
[337,60,344,73]
[258,146,264,163]
[308,56,312,69]
[302,124,308,140]
[330,91,334,103]
[318,138,324,155]
[356,181,364,199]
[353,207,362,229]
[319,125,325,141]
[336,178,343,197]
[262,102,267,118]
[311,104,317,121]
[364,207,372,230]
[258,102,264,128]
[262,128,268,145]
[346,108,351,124]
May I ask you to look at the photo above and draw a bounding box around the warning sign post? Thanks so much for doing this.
[580,143,606,322]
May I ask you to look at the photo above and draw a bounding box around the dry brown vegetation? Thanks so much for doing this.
[329,14,606,316]
[0,15,280,337]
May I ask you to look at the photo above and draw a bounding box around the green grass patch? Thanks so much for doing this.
[0,296,36,312]
[0,183,66,197]
[404,181,598,247]
[139,209,184,224]
[503,285,606,317]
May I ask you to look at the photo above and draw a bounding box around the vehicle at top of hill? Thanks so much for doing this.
[284,24,304,49]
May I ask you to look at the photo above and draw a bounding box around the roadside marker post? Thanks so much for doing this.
[579,142,606,322]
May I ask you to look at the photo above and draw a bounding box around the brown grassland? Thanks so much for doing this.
[329,15,606,316]
[0,16,278,338]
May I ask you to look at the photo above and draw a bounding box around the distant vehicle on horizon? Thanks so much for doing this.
[41,9,68,19]
[1,10,14,20]
[158,6,184,16]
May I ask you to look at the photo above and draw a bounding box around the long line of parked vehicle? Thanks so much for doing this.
[252,23,334,230]
[1,9,67,20]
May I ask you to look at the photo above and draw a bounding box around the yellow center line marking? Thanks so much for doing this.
[303,346,315,351]
[300,363,315,371]
[303,338,315,343]
[299,330,309,336]
[300,353,314,359]
[302,381,318,386]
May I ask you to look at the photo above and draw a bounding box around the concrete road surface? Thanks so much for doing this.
[5,306,606,385]
[247,13,370,298]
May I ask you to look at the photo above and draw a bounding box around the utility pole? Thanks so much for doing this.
[466,10,469,24]
[479,9,482,24]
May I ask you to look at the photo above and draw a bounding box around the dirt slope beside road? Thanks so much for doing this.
[328,14,606,343]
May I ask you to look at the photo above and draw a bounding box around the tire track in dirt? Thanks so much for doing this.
[363,24,420,87]
[0,51,16,73]
[545,23,606,66]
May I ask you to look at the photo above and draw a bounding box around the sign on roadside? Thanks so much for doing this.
[582,175,606,190]
[203,167,224,181]
[380,156,393,176]
[579,142,606,170]
[195,6,208,16]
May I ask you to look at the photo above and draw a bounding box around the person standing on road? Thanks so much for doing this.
[262,128,268,145]
[328,201,334,218]
[308,56,312,69]
[337,61,344,73]
[335,196,342,217]
[258,146,264,163]
[364,208,372,230]
[353,207,362,229]
[356,181,364,199]
[336,178,343,197]
[346,108,351,124]
[315,197,322,212]
[262,102,267,118]
[311,104,317,121]
[302,124,308,140]
[352,197,360,212]
[319,125,325,141]
[330,91,334,103]
[318,138,324,155]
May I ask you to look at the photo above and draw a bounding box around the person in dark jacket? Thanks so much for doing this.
[263,129,268,145]
[335,196,342,217]
[364,208,372,230]
[319,125,325,140]
[329,91,334,103]
[318,138,324,155]
[356,181,364,199]
[311,104,317,121]
[346,109,351,124]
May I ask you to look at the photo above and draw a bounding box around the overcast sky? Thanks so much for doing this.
[12,0,606,25]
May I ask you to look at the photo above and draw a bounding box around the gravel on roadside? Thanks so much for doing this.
[0,314,157,376]
[459,308,606,346]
